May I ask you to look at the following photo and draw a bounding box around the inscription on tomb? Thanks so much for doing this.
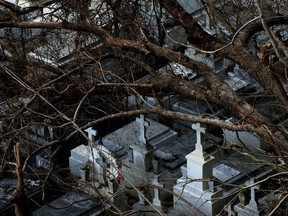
[213,164,241,182]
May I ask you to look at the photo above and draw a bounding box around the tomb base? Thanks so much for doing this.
[173,177,223,216]
[234,203,264,216]
[185,151,216,191]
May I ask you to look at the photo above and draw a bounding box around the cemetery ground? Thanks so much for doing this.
[2,125,283,215]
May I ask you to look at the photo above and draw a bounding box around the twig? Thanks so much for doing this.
[256,0,288,67]
[268,193,288,216]
[163,16,260,54]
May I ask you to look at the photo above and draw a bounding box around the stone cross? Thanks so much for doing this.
[192,123,206,154]
[152,177,164,208]
[136,114,150,145]
[138,189,146,205]
[248,178,259,207]
[85,127,97,143]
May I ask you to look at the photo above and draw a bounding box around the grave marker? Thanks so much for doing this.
[136,114,150,145]
[234,178,262,216]
[185,122,217,190]
[249,178,259,207]
[138,189,146,205]
[85,127,97,143]
[192,123,206,154]
[152,177,164,208]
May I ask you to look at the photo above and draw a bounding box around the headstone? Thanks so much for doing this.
[186,123,215,186]
[136,114,150,146]
[138,189,146,205]
[234,178,262,216]
[248,178,259,208]
[128,115,154,171]
[152,177,164,208]
[85,127,97,143]
[173,123,223,215]
[192,123,206,155]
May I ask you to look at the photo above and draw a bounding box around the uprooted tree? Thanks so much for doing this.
[0,0,288,215]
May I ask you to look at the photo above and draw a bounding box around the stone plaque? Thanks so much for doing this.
[213,164,241,182]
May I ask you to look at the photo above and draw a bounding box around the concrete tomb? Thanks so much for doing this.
[234,178,264,216]
[69,127,119,185]
[173,123,223,215]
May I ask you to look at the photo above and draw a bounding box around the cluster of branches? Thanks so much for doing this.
[0,0,288,215]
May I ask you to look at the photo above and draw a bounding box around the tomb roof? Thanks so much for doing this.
[101,117,175,150]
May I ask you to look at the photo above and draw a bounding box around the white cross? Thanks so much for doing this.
[192,123,206,153]
[249,178,259,207]
[152,177,164,208]
[136,114,150,145]
[85,127,97,143]
[138,189,146,205]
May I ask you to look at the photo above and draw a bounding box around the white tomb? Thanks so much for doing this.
[152,175,164,208]
[173,123,223,215]
[224,117,267,150]
[69,127,118,184]
[128,114,154,172]
[234,178,263,216]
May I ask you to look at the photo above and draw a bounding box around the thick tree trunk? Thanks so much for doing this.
[220,45,288,107]
[154,70,288,155]
[158,0,288,107]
